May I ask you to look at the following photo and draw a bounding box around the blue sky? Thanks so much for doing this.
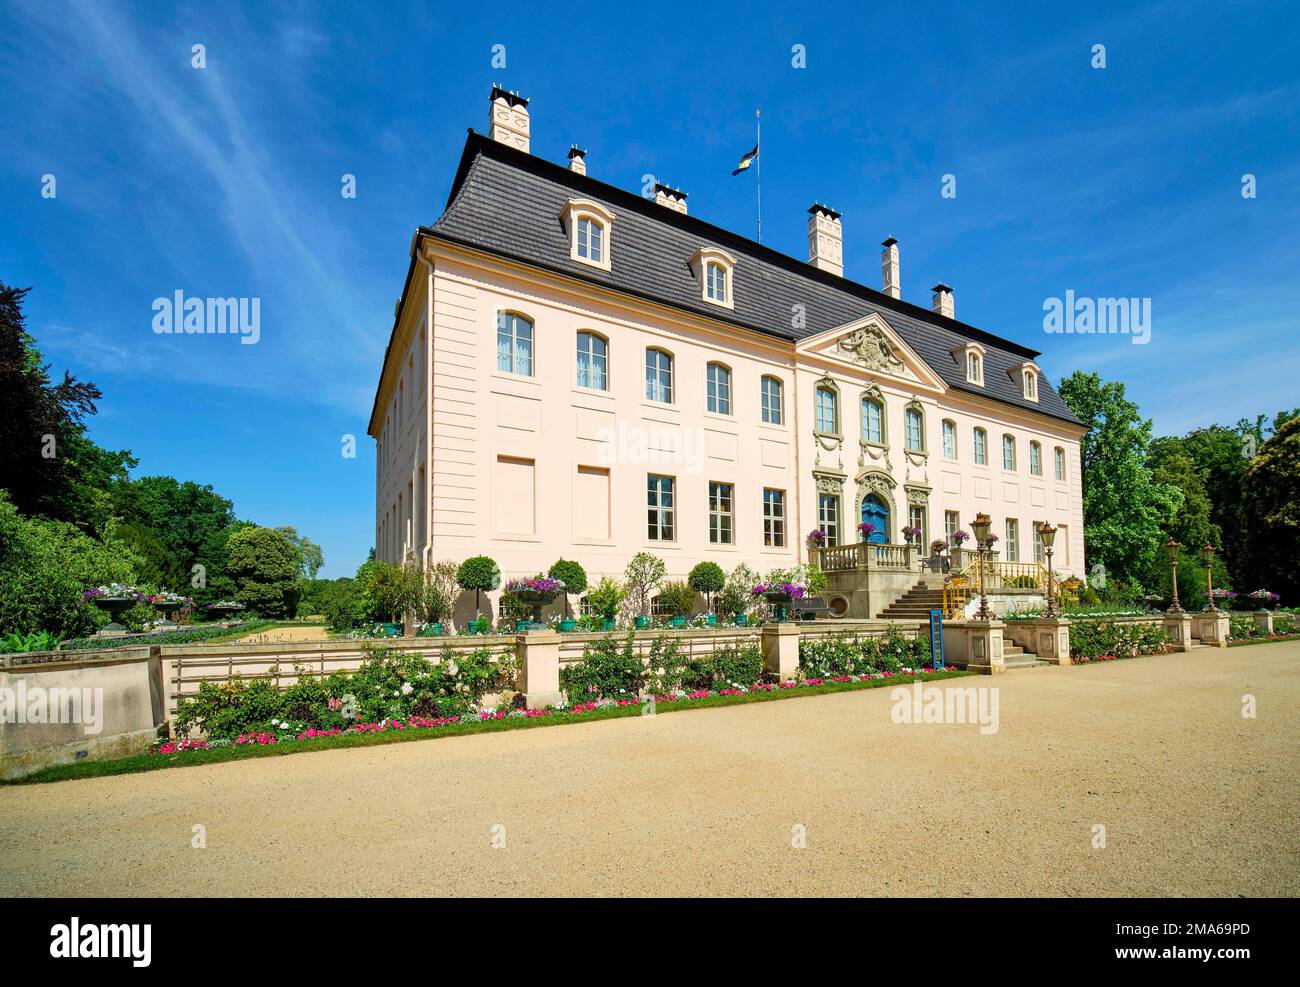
[2,0,1297,577]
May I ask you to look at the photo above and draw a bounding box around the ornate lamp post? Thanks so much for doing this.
[971,512,993,621]
[1040,523,1058,618]
[1165,539,1183,613]
[1200,542,1218,612]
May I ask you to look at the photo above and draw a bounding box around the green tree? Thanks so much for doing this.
[548,558,588,618]
[1239,417,1300,605]
[224,526,301,618]
[110,476,236,589]
[1058,371,1178,592]
[275,525,324,580]
[688,561,726,612]
[623,552,666,618]
[456,555,500,616]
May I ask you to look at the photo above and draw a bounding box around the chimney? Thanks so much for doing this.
[488,86,530,153]
[653,182,688,214]
[932,283,954,319]
[881,237,900,299]
[807,203,843,276]
[567,145,588,176]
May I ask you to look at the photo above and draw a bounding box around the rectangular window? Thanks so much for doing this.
[1030,442,1042,476]
[645,349,673,403]
[942,420,956,459]
[761,377,783,424]
[1055,447,1066,481]
[862,399,883,444]
[1005,519,1019,562]
[709,481,734,544]
[577,218,603,263]
[905,408,923,451]
[647,474,675,541]
[945,510,960,540]
[1003,435,1016,470]
[575,465,610,541]
[909,505,927,548]
[1033,523,1045,565]
[815,387,837,434]
[763,488,786,547]
[706,364,731,415]
[576,332,608,390]
[496,313,533,376]
[974,429,987,465]
[818,493,840,547]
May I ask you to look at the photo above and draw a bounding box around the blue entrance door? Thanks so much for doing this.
[861,495,889,542]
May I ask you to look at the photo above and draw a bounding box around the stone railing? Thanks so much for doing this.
[812,542,917,573]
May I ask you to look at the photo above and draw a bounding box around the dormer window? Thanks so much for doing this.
[688,247,736,310]
[953,342,986,386]
[560,198,615,272]
[1010,360,1042,402]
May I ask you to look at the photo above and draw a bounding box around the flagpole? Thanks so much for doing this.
[756,108,762,243]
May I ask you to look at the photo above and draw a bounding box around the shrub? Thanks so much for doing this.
[1275,613,1297,635]
[718,563,760,618]
[0,630,60,653]
[225,526,301,618]
[688,562,726,610]
[548,559,587,618]
[1228,613,1263,640]
[419,559,461,625]
[623,552,666,617]
[561,633,646,702]
[798,627,929,677]
[584,577,624,621]
[457,556,500,616]
[119,602,156,633]
[1069,620,1168,660]
[658,581,696,617]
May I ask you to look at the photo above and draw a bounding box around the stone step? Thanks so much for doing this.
[1004,657,1049,669]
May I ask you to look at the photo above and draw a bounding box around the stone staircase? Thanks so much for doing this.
[1002,641,1049,669]
[878,582,947,620]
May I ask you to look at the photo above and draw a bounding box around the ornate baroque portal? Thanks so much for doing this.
[855,469,897,541]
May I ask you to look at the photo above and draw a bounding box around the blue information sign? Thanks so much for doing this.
[928,609,944,670]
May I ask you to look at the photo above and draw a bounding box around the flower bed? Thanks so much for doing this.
[59,618,277,651]
[1069,620,1168,663]
[798,627,931,677]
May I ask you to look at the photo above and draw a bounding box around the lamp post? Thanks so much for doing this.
[1040,523,1058,618]
[1165,539,1183,614]
[1200,542,1218,612]
[971,512,993,621]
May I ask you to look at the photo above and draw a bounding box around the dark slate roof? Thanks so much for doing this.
[423,131,1081,426]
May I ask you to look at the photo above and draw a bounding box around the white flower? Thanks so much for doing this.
[446,662,458,676]
[401,682,414,696]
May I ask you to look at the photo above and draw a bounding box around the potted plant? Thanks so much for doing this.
[902,525,922,544]
[417,559,460,636]
[624,551,666,630]
[505,575,565,628]
[752,580,806,623]
[688,562,725,626]
[659,581,697,628]
[148,590,192,629]
[205,599,246,622]
[807,529,827,548]
[457,555,501,633]
[83,584,146,633]
[548,559,587,632]
[857,521,876,542]
[717,563,758,627]
[585,577,624,631]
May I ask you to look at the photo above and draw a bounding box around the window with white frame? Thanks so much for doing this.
[818,493,840,547]
[645,348,673,403]
[942,419,956,459]
[763,488,786,547]
[706,362,732,415]
[496,312,533,376]
[1003,434,1016,470]
[708,481,734,544]
[909,505,927,547]
[815,384,839,434]
[974,427,988,465]
[904,406,924,452]
[1005,518,1019,562]
[1029,441,1042,476]
[1023,369,1038,400]
[861,396,884,444]
[1033,522,1045,564]
[1054,447,1066,481]
[577,217,604,263]
[689,247,736,309]
[705,261,728,303]
[647,474,675,541]
[945,510,960,540]
[560,199,615,271]
[760,376,783,424]
[576,331,608,390]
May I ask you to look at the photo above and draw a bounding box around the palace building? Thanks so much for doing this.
[369,88,1086,619]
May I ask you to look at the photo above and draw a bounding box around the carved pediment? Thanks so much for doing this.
[795,313,948,392]
[838,325,905,374]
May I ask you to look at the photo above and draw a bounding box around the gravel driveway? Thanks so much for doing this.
[2,641,1297,897]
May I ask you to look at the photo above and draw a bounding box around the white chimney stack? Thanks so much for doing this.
[653,182,688,214]
[488,86,530,153]
[807,203,843,276]
[932,283,954,319]
[881,237,900,299]
[566,145,587,175]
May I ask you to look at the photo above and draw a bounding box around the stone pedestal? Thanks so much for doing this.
[1162,611,1193,651]
[517,629,563,708]
[1250,611,1275,635]
[761,623,800,680]
[942,620,1006,674]
[1192,610,1230,648]
[1029,617,1072,665]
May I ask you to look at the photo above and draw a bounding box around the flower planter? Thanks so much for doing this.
[559,618,577,632]
[733,614,748,627]
[705,613,717,626]
[150,600,187,629]
[670,615,687,629]
[378,622,403,637]
[417,623,444,637]
[764,591,794,623]
[515,618,531,633]
[601,618,617,631]
[206,604,244,622]
[634,616,651,630]
[91,596,137,634]
[513,589,558,627]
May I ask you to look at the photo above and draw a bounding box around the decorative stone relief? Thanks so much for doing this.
[837,325,905,375]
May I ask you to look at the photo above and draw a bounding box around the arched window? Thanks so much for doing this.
[967,352,982,383]
[861,396,884,444]
[645,347,674,403]
[706,362,732,414]
[1054,447,1066,481]
[760,376,783,425]
[576,331,608,390]
[576,216,604,263]
[904,404,924,452]
[973,427,988,465]
[815,384,839,434]
[942,419,957,459]
[1002,434,1017,470]
[705,261,728,303]
[496,312,533,376]
[1029,441,1042,476]
[1023,369,1037,400]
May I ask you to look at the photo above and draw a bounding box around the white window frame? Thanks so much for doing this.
[708,481,734,545]
[763,488,786,547]
[560,199,615,272]
[706,362,732,415]
[647,474,676,541]
[942,419,957,459]
[576,330,608,390]
[645,347,674,404]
[688,247,737,310]
[760,376,784,425]
[496,312,534,377]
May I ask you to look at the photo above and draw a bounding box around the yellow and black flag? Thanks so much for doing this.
[731,144,758,176]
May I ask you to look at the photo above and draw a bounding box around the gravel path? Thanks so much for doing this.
[2,641,1297,897]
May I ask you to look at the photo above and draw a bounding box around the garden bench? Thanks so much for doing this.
[795,597,833,620]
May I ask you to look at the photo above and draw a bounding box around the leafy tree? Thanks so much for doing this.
[224,526,301,618]
[718,563,760,618]
[110,476,237,590]
[0,282,135,532]
[1058,371,1178,591]
[658,580,697,617]
[623,552,666,617]
[0,491,141,639]
[275,524,324,580]
[420,559,461,625]
[688,561,725,612]
[548,558,588,618]
[456,555,500,616]
[1239,417,1300,605]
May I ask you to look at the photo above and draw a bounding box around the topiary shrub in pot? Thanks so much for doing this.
[456,555,500,633]
[548,558,588,631]
[688,561,725,625]
[658,581,697,628]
